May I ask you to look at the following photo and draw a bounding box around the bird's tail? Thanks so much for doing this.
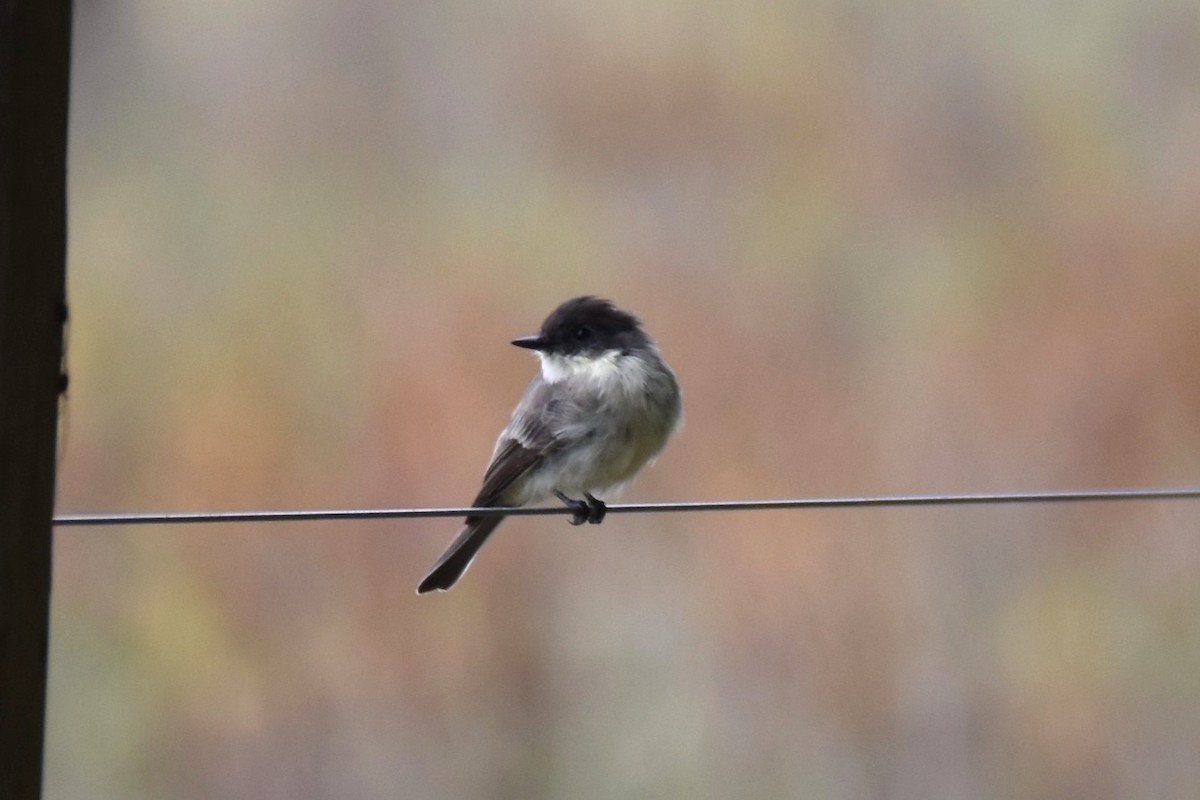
[417,515,504,594]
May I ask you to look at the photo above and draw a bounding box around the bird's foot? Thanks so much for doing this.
[583,492,607,524]
[555,491,591,526]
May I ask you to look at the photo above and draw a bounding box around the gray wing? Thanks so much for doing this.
[472,378,567,508]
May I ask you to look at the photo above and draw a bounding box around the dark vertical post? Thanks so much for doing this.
[0,1,72,798]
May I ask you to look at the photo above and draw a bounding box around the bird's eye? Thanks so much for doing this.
[574,327,591,341]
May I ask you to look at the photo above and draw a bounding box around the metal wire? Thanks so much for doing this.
[52,486,1200,527]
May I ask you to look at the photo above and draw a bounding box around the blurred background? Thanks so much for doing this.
[51,0,1200,797]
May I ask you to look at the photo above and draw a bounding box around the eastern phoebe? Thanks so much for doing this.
[417,296,682,593]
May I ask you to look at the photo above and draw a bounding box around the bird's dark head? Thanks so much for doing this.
[512,296,649,358]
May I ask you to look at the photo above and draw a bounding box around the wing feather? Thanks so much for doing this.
[472,378,562,508]
[472,438,545,508]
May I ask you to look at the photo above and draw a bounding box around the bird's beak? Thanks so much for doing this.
[511,335,548,351]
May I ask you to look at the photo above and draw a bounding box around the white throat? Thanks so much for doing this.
[537,350,623,384]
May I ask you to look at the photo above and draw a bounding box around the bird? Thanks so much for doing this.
[417,296,682,593]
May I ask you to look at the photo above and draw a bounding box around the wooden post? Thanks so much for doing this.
[0,1,72,798]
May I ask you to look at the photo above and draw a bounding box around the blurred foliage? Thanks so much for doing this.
[49,0,1200,797]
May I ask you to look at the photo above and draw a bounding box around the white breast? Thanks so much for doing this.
[516,348,682,501]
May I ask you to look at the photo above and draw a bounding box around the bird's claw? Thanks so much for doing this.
[557,491,607,526]
[583,492,607,524]
[556,491,590,525]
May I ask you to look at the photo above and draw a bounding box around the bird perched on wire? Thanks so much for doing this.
[417,296,682,593]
